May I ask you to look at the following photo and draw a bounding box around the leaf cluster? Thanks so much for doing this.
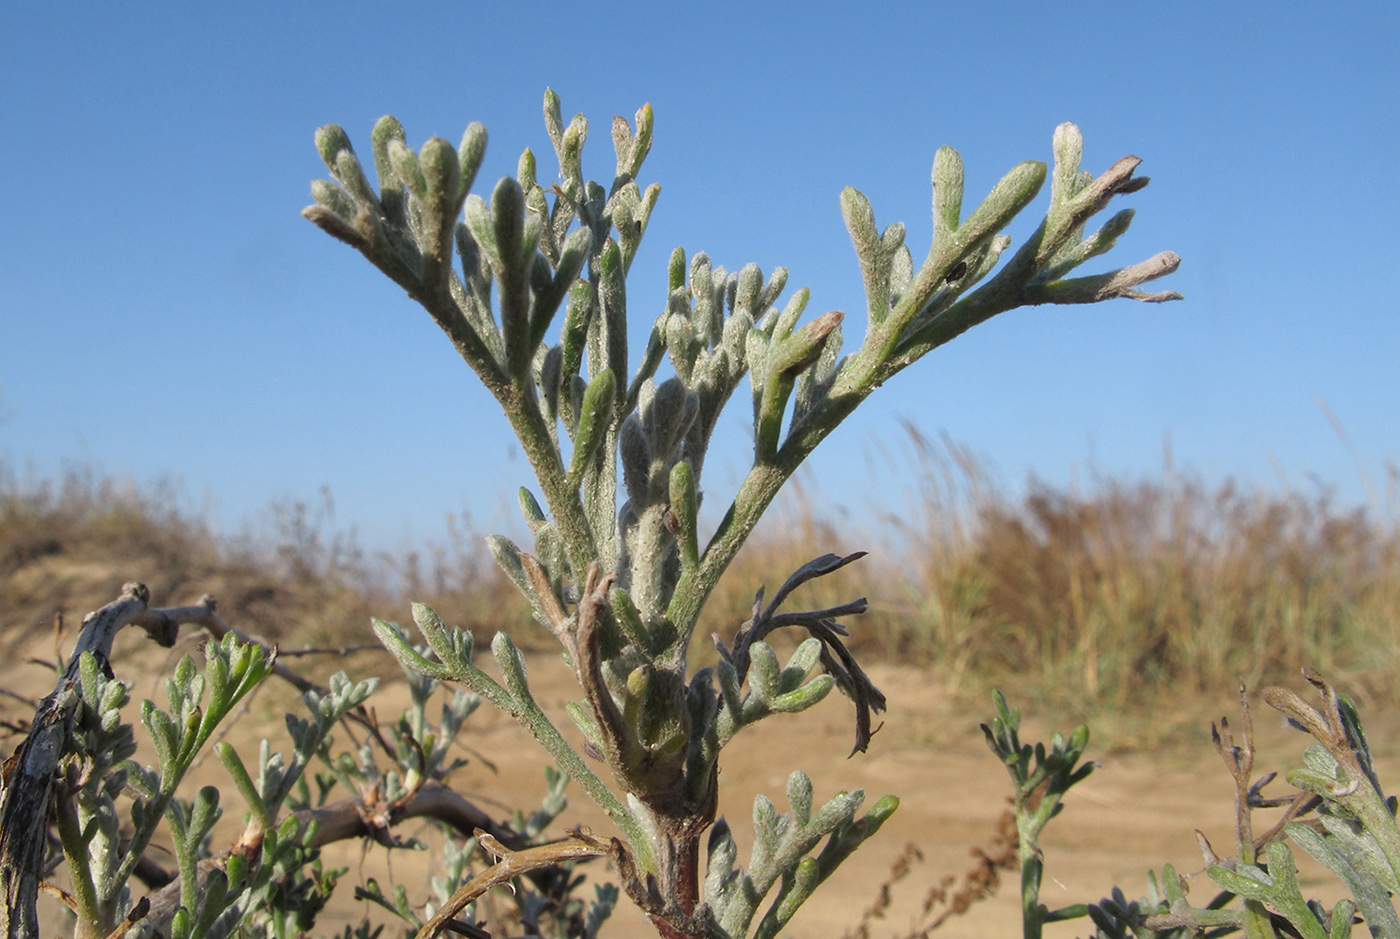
[304,89,1177,938]
[996,671,1400,939]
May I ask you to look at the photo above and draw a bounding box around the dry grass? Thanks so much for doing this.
[843,809,1019,939]
[3,434,1398,724]
[865,428,1400,723]
[0,466,533,679]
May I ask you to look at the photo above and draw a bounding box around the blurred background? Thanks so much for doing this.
[2,0,1398,718]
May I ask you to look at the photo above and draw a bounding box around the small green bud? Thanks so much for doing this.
[960,159,1047,249]
[752,793,779,845]
[517,488,547,531]
[170,907,192,939]
[543,88,563,148]
[410,602,451,657]
[491,176,526,261]
[1050,122,1085,207]
[809,788,864,833]
[463,194,500,273]
[734,263,764,319]
[387,139,426,197]
[771,675,834,712]
[787,771,814,826]
[932,146,964,236]
[620,102,654,179]
[609,587,650,650]
[362,119,407,229]
[841,187,879,262]
[569,368,615,486]
[748,642,780,703]
[668,246,686,291]
[716,659,743,718]
[560,113,587,177]
[1067,723,1090,755]
[492,631,530,704]
[611,113,633,172]
[599,238,627,375]
[669,459,699,571]
[189,785,221,842]
[310,179,355,220]
[458,122,488,199]
[314,124,354,172]
[560,281,594,380]
[332,148,378,208]
[422,136,462,204]
[225,852,248,888]
[626,666,648,697]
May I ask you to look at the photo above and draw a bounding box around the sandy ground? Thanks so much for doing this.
[3,625,1393,939]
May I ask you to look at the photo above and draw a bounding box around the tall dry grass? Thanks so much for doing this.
[866,427,1400,723]
[2,437,1398,720]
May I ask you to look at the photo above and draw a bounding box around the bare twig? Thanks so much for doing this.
[1211,684,1256,860]
[38,882,77,915]
[1024,251,1183,304]
[138,781,533,935]
[99,897,148,939]
[0,584,446,938]
[415,829,611,939]
[1251,791,1322,850]
[0,688,37,709]
[274,643,384,658]
[1,583,169,939]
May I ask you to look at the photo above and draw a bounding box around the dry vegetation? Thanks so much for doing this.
[3,431,1398,726]
[873,430,1400,720]
[4,437,1400,937]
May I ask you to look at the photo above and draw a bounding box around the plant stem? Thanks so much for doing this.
[1017,810,1047,939]
[500,381,600,572]
[55,801,105,939]
[514,692,654,871]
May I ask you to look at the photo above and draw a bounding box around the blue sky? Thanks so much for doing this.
[2,2,1397,550]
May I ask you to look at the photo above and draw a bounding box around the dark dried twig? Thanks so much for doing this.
[1,583,173,937]
[1251,790,1322,851]
[717,552,886,753]
[1211,684,1257,860]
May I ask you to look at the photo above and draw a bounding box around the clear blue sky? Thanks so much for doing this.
[2,2,1397,550]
